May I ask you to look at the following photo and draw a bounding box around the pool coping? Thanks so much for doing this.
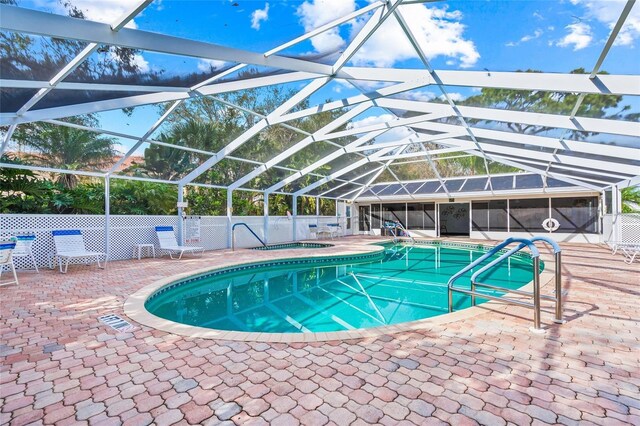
[124,239,556,343]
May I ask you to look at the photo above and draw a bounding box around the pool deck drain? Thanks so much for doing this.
[0,236,638,425]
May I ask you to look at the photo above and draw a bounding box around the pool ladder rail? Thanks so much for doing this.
[447,236,565,333]
[384,221,416,244]
[231,222,266,251]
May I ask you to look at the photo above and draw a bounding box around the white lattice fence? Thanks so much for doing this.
[109,215,180,260]
[199,216,228,250]
[0,214,107,269]
[602,213,640,246]
[0,213,358,269]
[620,213,640,245]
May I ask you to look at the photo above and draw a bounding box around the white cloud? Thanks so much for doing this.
[441,92,465,102]
[572,0,640,46]
[130,54,150,73]
[35,0,139,28]
[296,1,479,68]
[521,29,544,42]
[197,59,229,72]
[533,11,544,20]
[351,4,479,68]
[506,28,543,47]
[108,49,149,73]
[397,90,437,102]
[557,22,593,50]
[348,113,414,142]
[296,0,356,53]
[251,3,270,30]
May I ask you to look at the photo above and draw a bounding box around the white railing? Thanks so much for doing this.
[0,214,352,268]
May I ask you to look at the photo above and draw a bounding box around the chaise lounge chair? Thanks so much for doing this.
[12,234,39,273]
[50,230,107,273]
[617,243,640,264]
[0,240,19,286]
[155,226,204,259]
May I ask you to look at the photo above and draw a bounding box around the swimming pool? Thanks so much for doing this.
[144,242,541,334]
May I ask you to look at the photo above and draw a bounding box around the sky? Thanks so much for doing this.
[16,0,640,155]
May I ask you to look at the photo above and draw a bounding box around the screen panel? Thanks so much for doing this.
[551,197,598,234]
[509,198,549,232]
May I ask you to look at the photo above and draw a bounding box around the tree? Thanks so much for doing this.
[0,154,48,212]
[460,68,629,139]
[14,118,116,189]
[621,186,640,213]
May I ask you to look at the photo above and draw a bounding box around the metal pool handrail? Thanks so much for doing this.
[232,223,266,251]
[530,236,564,324]
[383,221,415,244]
[447,237,546,332]
[448,236,564,333]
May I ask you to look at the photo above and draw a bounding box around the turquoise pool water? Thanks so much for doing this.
[145,243,540,333]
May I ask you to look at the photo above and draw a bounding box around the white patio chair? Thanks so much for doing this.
[327,223,343,239]
[155,226,204,259]
[12,234,39,273]
[50,230,107,274]
[308,224,318,240]
[619,244,640,264]
[0,240,19,287]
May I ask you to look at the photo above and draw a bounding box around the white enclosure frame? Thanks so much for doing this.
[1,0,638,249]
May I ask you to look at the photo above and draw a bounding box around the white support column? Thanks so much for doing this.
[227,190,233,249]
[177,183,184,244]
[104,176,110,260]
[292,195,298,242]
[263,193,270,245]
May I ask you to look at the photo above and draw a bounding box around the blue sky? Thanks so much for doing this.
[19,0,640,153]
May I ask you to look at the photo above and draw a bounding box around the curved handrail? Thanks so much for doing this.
[447,237,540,290]
[447,235,563,332]
[530,235,561,254]
[232,223,266,250]
[530,235,564,323]
[470,242,532,284]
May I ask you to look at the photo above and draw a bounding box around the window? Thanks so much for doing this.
[407,203,436,229]
[382,203,406,227]
[472,202,488,231]
[509,198,549,232]
[604,190,613,214]
[472,200,508,231]
[551,197,598,234]
[371,204,381,229]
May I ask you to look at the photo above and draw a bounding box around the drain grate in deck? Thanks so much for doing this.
[98,314,136,332]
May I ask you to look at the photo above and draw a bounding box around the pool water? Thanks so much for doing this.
[145,243,540,333]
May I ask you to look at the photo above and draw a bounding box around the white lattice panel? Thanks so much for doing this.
[199,216,227,250]
[0,213,360,269]
[620,213,640,244]
[0,214,106,269]
[109,215,179,261]
[602,213,640,246]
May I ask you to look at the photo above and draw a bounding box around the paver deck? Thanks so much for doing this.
[1,237,638,425]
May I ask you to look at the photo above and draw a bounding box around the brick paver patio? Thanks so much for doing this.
[1,238,638,425]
